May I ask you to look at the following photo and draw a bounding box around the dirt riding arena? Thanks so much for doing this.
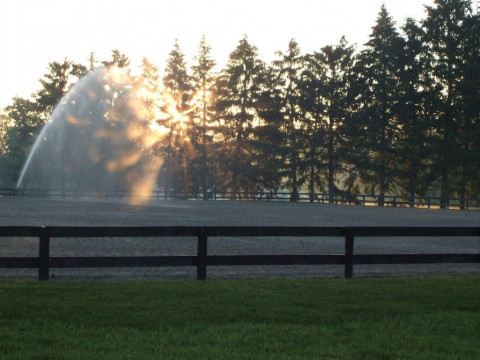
[1,197,479,280]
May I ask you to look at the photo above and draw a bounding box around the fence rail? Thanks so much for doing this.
[1,188,479,210]
[1,226,478,281]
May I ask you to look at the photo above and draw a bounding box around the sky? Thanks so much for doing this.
[0,0,436,109]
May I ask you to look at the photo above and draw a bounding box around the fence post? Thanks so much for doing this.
[38,226,50,281]
[344,228,354,279]
[197,228,208,280]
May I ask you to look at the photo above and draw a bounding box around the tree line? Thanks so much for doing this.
[1,0,479,206]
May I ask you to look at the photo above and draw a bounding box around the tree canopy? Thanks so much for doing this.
[1,0,479,205]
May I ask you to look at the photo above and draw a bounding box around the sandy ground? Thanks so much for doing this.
[0,197,478,280]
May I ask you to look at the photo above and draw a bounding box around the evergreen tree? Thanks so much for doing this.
[137,57,165,170]
[311,36,355,202]
[139,58,162,107]
[190,36,217,199]
[2,59,87,186]
[161,40,192,198]
[251,65,284,196]
[349,5,404,205]
[35,59,88,118]
[455,5,480,204]
[89,52,97,71]
[422,0,475,207]
[300,52,326,202]
[2,97,43,185]
[466,9,480,199]
[163,40,191,110]
[395,18,432,204]
[137,57,164,133]
[214,36,266,199]
[272,39,306,200]
[101,50,131,69]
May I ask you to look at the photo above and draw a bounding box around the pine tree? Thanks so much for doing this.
[89,52,97,71]
[422,0,475,207]
[214,36,266,199]
[161,40,192,199]
[35,59,88,118]
[395,18,432,204]
[349,5,404,206]
[300,52,325,202]
[101,50,131,69]
[137,57,164,137]
[455,5,480,205]
[2,98,41,185]
[139,58,162,105]
[272,39,306,201]
[311,36,355,202]
[2,59,87,187]
[190,36,217,199]
[137,57,165,163]
[251,65,284,196]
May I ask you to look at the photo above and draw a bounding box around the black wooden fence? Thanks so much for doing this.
[2,188,479,210]
[0,226,478,281]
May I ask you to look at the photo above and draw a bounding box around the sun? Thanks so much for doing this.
[150,93,193,140]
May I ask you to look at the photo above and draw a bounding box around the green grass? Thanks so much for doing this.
[0,276,479,359]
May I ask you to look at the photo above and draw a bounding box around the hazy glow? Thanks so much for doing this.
[16,66,205,203]
[0,0,435,108]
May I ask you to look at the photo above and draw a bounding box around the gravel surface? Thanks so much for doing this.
[1,197,478,280]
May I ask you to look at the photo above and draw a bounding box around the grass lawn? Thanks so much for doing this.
[0,276,479,359]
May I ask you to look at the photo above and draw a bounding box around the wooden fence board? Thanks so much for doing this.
[351,227,480,237]
[354,254,480,264]
[50,256,197,268]
[0,257,38,268]
[0,226,478,280]
[206,254,345,266]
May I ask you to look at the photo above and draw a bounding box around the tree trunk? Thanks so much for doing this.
[440,170,450,209]
[409,186,415,208]
[378,175,386,207]
[328,148,334,204]
[309,162,315,203]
